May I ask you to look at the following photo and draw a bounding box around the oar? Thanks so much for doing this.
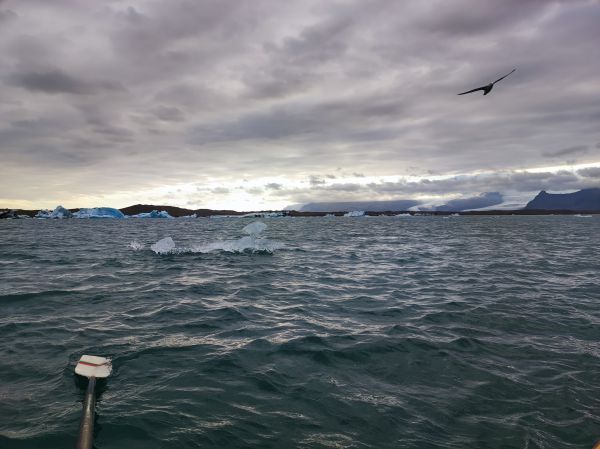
[74,355,112,449]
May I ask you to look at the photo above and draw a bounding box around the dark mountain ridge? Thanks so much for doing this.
[525,188,600,211]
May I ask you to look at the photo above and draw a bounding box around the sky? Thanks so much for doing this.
[1,0,599,211]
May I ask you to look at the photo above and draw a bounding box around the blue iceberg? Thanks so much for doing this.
[73,208,125,219]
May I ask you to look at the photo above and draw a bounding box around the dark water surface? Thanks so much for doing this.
[1,216,599,449]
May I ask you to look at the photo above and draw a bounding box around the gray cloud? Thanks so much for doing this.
[0,0,599,209]
[7,69,123,95]
[544,145,588,158]
[578,167,600,178]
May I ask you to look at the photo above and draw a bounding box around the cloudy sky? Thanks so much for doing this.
[1,0,599,210]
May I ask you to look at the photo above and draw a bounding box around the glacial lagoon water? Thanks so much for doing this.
[0,216,599,448]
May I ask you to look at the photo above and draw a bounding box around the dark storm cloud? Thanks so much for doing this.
[578,167,600,178]
[1,0,599,208]
[0,8,16,22]
[543,145,589,158]
[153,105,185,122]
[8,69,123,95]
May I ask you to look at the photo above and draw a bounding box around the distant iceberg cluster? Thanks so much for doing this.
[33,205,176,219]
[31,205,287,220]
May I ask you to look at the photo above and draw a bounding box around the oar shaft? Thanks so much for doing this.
[76,376,96,449]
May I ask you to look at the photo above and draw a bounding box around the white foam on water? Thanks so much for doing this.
[151,237,176,254]
[129,240,144,251]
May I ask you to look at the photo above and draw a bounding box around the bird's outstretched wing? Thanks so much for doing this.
[492,68,515,85]
[457,86,486,95]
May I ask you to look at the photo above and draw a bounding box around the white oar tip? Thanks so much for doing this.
[75,355,112,379]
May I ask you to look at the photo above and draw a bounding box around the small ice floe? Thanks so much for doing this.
[128,240,144,251]
[242,221,267,235]
[395,213,413,218]
[192,221,283,254]
[148,221,283,255]
[151,237,176,254]
[129,210,174,218]
[574,214,592,218]
[344,210,365,217]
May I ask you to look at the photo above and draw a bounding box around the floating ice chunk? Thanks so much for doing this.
[151,237,176,254]
[129,210,174,218]
[395,213,413,218]
[35,205,72,219]
[344,210,365,217]
[242,221,267,235]
[191,236,284,254]
[129,240,144,250]
[73,207,125,219]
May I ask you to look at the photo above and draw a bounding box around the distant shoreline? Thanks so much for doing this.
[1,204,599,219]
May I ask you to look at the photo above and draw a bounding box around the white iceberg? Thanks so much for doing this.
[191,236,284,254]
[35,205,72,219]
[242,221,267,235]
[34,206,73,218]
[151,237,176,254]
[73,208,125,219]
[344,210,365,217]
[192,222,282,253]
[129,210,174,218]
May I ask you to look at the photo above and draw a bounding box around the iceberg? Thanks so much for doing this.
[344,210,365,217]
[242,221,267,235]
[73,208,125,219]
[151,237,176,254]
[35,205,72,219]
[129,210,174,218]
[191,221,283,254]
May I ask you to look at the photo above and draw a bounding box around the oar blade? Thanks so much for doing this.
[75,355,112,378]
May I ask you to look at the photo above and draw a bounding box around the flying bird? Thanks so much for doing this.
[457,69,516,96]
